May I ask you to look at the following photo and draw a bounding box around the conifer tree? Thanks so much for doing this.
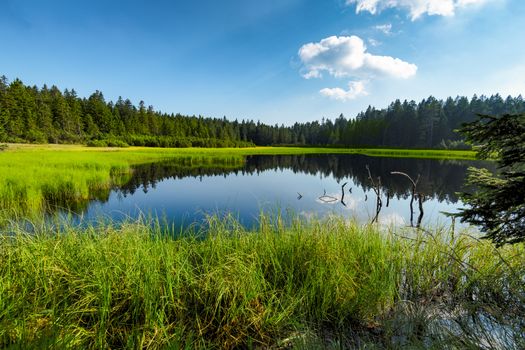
[458,113,525,245]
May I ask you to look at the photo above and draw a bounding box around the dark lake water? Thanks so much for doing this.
[66,154,493,230]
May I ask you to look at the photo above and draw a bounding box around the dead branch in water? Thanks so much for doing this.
[340,182,348,206]
[318,182,349,205]
[366,165,383,224]
[417,193,424,228]
[390,171,420,189]
[391,171,423,227]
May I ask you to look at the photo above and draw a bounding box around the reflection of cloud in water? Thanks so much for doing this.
[379,213,406,227]
[342,197,359,211]
[299,210,317,221]
[300,211,344,222]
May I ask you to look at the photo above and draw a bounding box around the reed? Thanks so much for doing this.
[0,215,522,349]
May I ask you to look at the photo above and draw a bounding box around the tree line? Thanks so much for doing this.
[1,75,524,148]
[0,76,253,148]
[285,95,525,148]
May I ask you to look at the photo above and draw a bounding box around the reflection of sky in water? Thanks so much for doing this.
[83,166,470,230]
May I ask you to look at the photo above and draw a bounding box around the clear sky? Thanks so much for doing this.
[1,0,524,124]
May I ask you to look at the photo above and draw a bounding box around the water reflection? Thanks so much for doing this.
[119,154,492,202]
[76,154,493,229]
[243,154,487,203]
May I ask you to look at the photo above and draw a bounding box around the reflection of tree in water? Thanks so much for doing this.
[46,188,112,215]
[117,157,244,196]
[117,154,494,204]
[47,157,243,214]
[244,155,494,203]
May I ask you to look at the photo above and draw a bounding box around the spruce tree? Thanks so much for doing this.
[458,113,525,245]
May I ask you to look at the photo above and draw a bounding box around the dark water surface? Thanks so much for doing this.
[71,154,492,229]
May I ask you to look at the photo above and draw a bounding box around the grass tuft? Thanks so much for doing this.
[0,216,523,349]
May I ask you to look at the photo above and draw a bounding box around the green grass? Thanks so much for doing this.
[3,143,479,158]
[0,216,523,349]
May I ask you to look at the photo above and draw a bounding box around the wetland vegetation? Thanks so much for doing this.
[1,215,524,349]
[0,144,523,349]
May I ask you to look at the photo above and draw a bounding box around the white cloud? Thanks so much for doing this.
[320,81,368,101]
[368,38,381,46]
[375,23,392,35]
[348,0,381,14]
[302,70,322,79]
[457,0,488,6]
[298,35,417,80]
[365,54,417,79]
[346,0,489,20]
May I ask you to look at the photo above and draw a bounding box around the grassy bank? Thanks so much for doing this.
[0,216,523,349]
[3,143,478,159]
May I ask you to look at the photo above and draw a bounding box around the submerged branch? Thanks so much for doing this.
[341,182,348,207]
[391,171,421,227]
[417,193,424,228]
[367,165,383,224]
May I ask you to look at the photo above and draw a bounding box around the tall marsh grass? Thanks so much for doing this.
[1,215,523,349]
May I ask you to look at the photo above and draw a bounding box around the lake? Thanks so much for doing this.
[64,154,492,230]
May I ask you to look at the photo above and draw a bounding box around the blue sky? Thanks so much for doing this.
[1,0,524,124]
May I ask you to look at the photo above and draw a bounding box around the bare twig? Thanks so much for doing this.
[366,165,383,223]
[340,182,348,207]
[390,171,420,188]
[416,193,424,228]
[391,171,421,227]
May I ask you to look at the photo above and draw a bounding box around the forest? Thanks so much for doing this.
[1,75,524,148]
